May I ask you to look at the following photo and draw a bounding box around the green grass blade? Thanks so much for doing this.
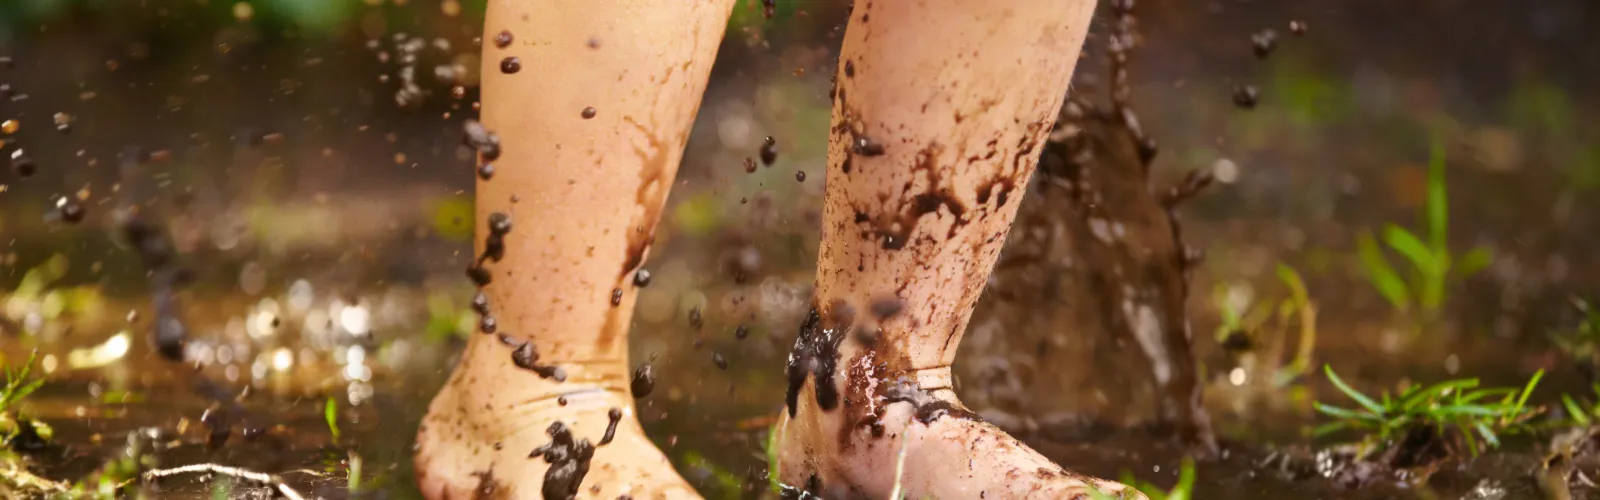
[1170,459,1196,500]
[1323,365,1385,415]
[1426,137,1449,252]
[1474,421,1500,449]
[1276,263,1309,304]
[1512,369,1545,416]
[1562,394,1592,425]
[1312,421,1351,437]
[1356,232,1411,311]
[1433,405,1501,417]
[1314,403,1381,421]
[1383,225,1438,276]
[1456,247,1493,278]
[324,397,340,440]
[766,423,782,493]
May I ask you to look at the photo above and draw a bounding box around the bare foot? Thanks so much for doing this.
[412,0,734,498]
[414,337,696,499]
[773,309,1142,499]
[770,0,1134,497]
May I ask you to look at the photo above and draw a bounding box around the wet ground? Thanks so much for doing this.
[4,0,1600,498]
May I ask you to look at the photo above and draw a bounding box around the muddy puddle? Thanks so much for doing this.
[3,0,1599,499]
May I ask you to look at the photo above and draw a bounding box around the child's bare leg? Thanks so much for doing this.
[413,1,733,498]
[774,0,1138,498]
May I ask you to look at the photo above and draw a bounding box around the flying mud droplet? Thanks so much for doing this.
[762,0,777,19]
[632,269,651,287]
[795,170,806,182]
[611,288,623,306]
[493,30,514,48]
[1251,29,1278,59]
[760,136,778,166]
[631,363,655,398]
[11,150,35,177]
[1232,85,1259,109]
[57,197,85,224]
[1289,20,1308,36]
[53,112,72,133]
[688,305,704,331]
[581,107,596,119]
[712,351,728,370]
[557,396,568,406]
[851,135,886,156]
[499,56,522,74]
[0,119,17,134]
[477,163,495,180]
[744,157,757,174]
[734,324,749,340]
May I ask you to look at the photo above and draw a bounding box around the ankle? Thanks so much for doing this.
[450,335,632,407]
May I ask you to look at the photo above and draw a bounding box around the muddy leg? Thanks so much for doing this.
[774,0,1139,498]
[413,1,733,499]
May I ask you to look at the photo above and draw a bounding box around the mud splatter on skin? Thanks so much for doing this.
[480,212,512,263]
[617,118,676,279]
[499,56,522,74]
[472,291,490,315]
[527,419,611,500]
[849,144,970,250]
[502,334,566,381]
[784,307,849,416]
[471,469,506,500]
[493,30,513,48]
[880,378,980,425]
[462,119,502,161]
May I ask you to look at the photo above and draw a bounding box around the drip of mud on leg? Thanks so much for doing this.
[784,307,851,417]
[880,377,981,426]
[526,409,622,500]
[502,334,567,381]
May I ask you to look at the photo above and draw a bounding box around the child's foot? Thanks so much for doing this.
[773,309,1143,500]
[414,338,695,500]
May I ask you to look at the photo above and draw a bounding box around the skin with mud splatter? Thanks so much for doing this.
[771,0,1143,498]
